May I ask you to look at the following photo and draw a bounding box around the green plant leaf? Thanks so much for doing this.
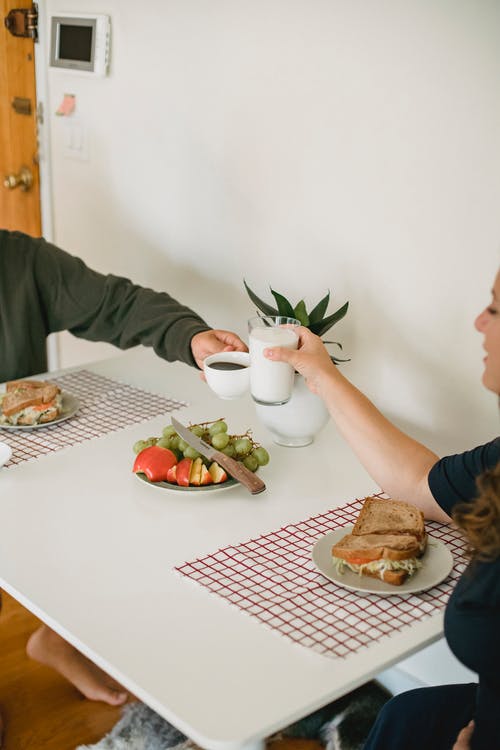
[243,280,278,316]
[293,300,309,327]
[270,288,296,318]
[308,291,330,325]
[309,301,349,336]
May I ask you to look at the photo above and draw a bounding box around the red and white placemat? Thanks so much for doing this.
[175,497,468,659]
[2,370,186,468]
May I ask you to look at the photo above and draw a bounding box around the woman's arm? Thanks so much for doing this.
[265,327,450,522]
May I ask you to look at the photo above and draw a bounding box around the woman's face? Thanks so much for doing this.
[475,270,500,394]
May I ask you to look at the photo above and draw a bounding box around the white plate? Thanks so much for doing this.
[0,392,80,430]
[135,472,239,493]
[312,526,454,596]
[0,441,12,467]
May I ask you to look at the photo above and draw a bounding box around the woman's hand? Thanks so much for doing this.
[191,329,247,370]
[452,720,474,750]
[263,327,337,397]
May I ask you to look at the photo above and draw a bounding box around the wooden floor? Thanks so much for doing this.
[0,591,122,749]
[0,593,323,750]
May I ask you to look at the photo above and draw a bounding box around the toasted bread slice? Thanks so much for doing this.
[360,567,407,586]
[352,497,426,541]
[332,532,422,563]
[6,379,51,392]
[2,381,60,417]
[2,391,43,416]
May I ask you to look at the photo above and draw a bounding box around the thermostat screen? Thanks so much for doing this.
[59,24,93,62]
[50,14,109,75]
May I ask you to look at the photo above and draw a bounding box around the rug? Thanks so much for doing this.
[76,681,390,750]
[75,702,194,750]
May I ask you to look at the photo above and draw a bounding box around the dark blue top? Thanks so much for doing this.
[428,438,500,749]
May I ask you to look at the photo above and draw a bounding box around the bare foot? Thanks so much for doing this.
[26,625,127,706]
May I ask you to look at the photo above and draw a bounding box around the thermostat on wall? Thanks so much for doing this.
[50,14,110,76]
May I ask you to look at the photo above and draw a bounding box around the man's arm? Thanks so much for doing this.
[34,238,213,367]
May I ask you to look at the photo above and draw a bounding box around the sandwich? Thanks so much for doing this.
[0,380,62,426]
[331,497,427,586]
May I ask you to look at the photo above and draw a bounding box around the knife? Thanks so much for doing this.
[171,417,266,495]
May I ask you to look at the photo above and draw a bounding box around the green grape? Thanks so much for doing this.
[133,439,148,454]
[145,437,158,447]
[156,437,172,449]
[211,432,229,450]
[184,446,201,460]
[221,444,236,458]
[234,437,252,456]
[168,435,180,450]
[243,454,259,472]
[162,425,177,439]
[190,425,204,437]
[177,438,189,453]
[253,447,270,466]
[209,420,228,436]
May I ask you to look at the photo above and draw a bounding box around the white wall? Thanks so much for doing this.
[37,0,499,691]
[38,0,500,453]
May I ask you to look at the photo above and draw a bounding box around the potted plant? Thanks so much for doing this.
[243,281,349,363]
[244,281,350,446]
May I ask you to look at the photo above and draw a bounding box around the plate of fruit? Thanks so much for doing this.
[132,418,269,492]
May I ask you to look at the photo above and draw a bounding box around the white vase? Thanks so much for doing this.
[254,374,330,447]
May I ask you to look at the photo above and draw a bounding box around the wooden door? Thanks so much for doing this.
[0,0,41,235]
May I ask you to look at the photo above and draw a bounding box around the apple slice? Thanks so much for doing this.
[166,465,177,484]
[176,457,193,487]
[208,461,228,484]
[189,457,203,486]
[199,464,214,485]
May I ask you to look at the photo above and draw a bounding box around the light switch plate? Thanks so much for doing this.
[62,118,89,161]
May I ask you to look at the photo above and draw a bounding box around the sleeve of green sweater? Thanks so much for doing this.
[33,237,211,368]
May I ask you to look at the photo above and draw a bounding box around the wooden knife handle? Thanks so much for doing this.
[213,452,266,495]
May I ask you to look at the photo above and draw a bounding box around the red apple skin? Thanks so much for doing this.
[176,457,193,487]
[199,465,214,485]
[208,462,228,484]
[133,446,178,482]
[166,465,177,483]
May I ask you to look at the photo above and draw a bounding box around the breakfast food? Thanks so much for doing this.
[352,496,426,544]
[0,379,62,426]
[132,418,270,487]
[331,497,427,585]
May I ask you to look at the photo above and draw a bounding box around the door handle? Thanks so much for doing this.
[4,166,33,192]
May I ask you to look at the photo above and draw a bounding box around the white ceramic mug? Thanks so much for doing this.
[248,316,300,405]
[203,351,250,400]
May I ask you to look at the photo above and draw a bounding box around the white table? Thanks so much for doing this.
[0,350,446,750]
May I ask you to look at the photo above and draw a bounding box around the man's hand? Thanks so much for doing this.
[191,329,247,370]
[452,720,474,750]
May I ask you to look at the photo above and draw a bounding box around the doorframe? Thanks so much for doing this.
[33,2,59,369]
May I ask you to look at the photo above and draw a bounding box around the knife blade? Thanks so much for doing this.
[171,417,266,495]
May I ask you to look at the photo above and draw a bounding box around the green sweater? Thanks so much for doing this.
[0,230,210,382]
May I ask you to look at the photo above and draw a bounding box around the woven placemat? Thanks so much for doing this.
[176,497,468,659]
[2,370,186,467]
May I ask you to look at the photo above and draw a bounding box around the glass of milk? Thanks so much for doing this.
[248,316,300,405]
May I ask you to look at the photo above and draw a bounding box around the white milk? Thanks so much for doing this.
[249,326,298,404]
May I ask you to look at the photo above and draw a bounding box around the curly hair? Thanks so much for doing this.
[453,462,500,562]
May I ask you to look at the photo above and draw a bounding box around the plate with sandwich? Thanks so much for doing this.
[312,497,454,595]
[0,379,80,429]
